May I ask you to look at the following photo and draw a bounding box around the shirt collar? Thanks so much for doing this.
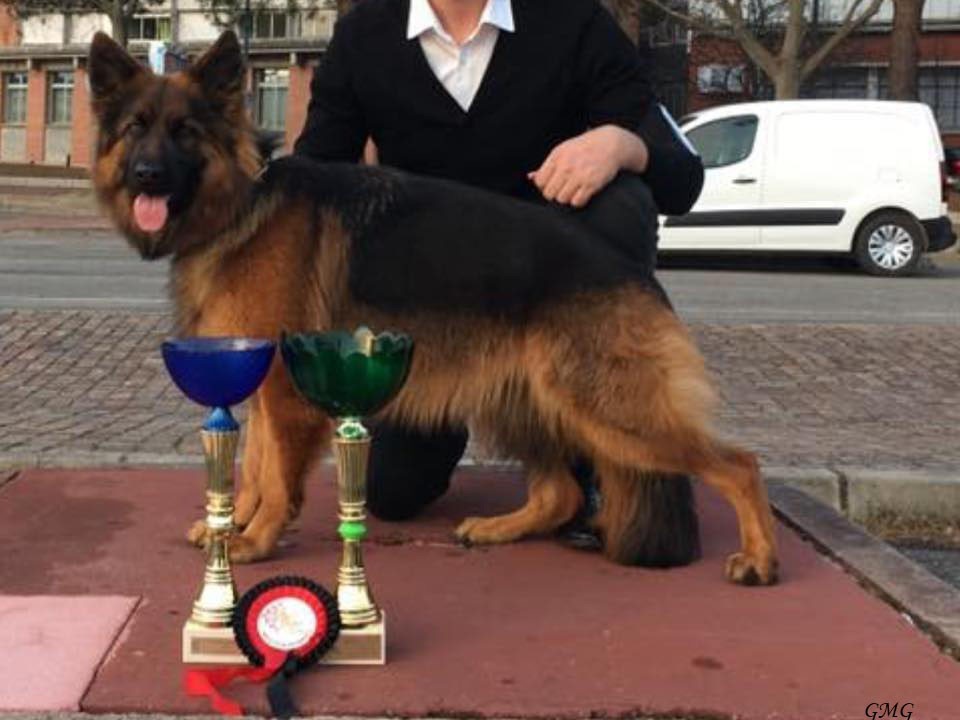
[406,0,515,41]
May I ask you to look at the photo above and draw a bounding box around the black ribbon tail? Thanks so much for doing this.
[266,655,301,719]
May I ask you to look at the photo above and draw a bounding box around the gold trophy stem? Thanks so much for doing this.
[333,421,381,627]
[191,426,239,627]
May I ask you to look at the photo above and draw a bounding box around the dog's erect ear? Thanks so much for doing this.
[190,32,244,106]
[88,32,145,111]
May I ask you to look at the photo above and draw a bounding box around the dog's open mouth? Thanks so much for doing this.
[133,194,171,233]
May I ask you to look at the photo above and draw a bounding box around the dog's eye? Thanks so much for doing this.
[128,115,148,136]
[172,121,198,142]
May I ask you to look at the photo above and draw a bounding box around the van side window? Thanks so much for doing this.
[685,115,759,169]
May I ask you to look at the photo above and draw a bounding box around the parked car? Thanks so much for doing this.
[659,100,956,276]
[946,146,960,191]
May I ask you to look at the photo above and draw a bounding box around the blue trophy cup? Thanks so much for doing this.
[162,337,275,664]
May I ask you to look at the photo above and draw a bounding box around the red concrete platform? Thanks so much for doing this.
[1,467,959,719]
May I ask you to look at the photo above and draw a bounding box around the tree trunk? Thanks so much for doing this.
[111,0,127,46]
[773,65,801,98]
[889,0,925,100]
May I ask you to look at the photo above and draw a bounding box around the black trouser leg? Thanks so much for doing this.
[367,422,468,521]
[561,172,702,567]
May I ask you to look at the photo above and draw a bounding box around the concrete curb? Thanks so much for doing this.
[770,484,960,659]
[763,465,960,526]
[0,175,90,189]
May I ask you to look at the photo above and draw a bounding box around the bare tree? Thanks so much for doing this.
[0,0,163,46]
[888,0,925,100]
[641,0,885,98]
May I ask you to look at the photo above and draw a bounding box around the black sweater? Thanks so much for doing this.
[294,0,703,215]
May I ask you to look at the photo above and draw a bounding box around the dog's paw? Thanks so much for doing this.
[185,521,269,563]
[228,534,268,563]
[455,516,516,545]
[725,552,779,586]
[186,519,210,549]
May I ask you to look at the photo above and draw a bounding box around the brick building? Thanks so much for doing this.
[682,0,960,146]
[0,1,957,167]
[0,2,334,167]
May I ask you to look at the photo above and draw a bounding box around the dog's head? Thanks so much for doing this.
[88,31,262,259]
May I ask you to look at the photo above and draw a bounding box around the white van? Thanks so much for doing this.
[659,100,956,276]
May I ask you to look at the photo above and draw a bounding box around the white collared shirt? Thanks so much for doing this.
[407,0,515,111]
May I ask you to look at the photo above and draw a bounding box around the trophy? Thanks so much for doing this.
[162,337,276,664]
[281,327,414,665]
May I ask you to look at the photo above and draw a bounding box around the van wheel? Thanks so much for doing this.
[853,212,924,277]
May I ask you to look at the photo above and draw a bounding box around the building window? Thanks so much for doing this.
[3,72,27,124]
[252,11,300,39]
[46,71,73,125]
[918,67,960,132]
[255,68,288,132]
[804,67,870,100]
[126,15,172,41]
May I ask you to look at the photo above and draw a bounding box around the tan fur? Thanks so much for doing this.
[90,34,779,583]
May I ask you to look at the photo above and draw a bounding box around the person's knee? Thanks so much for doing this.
[577,172,659,268]
[367,424,467,521]
[367,466,450,521]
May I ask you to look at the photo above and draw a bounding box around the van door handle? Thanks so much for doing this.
[733,177,757,184]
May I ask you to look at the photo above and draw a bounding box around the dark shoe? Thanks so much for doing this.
[557,460,603,551]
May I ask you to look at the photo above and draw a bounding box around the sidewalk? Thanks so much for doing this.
[3,309,959,471]
[2,466,960,719]
[0,182,109,232]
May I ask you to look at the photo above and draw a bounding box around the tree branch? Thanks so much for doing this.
[713,0,779,77]
[801,0,884,77]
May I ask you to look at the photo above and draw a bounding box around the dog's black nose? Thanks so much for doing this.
[134,160,166,186]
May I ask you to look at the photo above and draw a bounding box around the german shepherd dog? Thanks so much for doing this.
[88,31,778,585]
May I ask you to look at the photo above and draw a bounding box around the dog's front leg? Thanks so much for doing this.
[229,363,329,562]
[185,392,266,551]
[234,396,265,528]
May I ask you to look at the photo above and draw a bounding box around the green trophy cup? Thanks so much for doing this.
[281,327,413,665]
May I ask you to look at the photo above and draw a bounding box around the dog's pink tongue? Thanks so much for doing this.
[133,194,169,233]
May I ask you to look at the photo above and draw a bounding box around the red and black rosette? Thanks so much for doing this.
[233,575,341,671]
[184,576,340,718]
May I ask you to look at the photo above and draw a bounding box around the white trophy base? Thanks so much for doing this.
[182,613,386,665]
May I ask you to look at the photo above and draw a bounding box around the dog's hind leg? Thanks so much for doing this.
[570,414,777,584]
[528,291,777,583]
[455,465,583,545]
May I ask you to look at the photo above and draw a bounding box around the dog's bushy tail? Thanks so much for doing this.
[628,472,700,567]
[599,466,701,568]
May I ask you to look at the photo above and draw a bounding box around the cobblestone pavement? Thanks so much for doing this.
[1,308,959,471]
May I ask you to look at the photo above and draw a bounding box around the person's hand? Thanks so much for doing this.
[528,125,649,208]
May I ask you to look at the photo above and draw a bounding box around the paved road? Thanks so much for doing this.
[2,230,960,322]
[0,231,166,310]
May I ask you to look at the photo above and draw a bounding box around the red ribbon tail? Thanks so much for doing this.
[184,665,279,716]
